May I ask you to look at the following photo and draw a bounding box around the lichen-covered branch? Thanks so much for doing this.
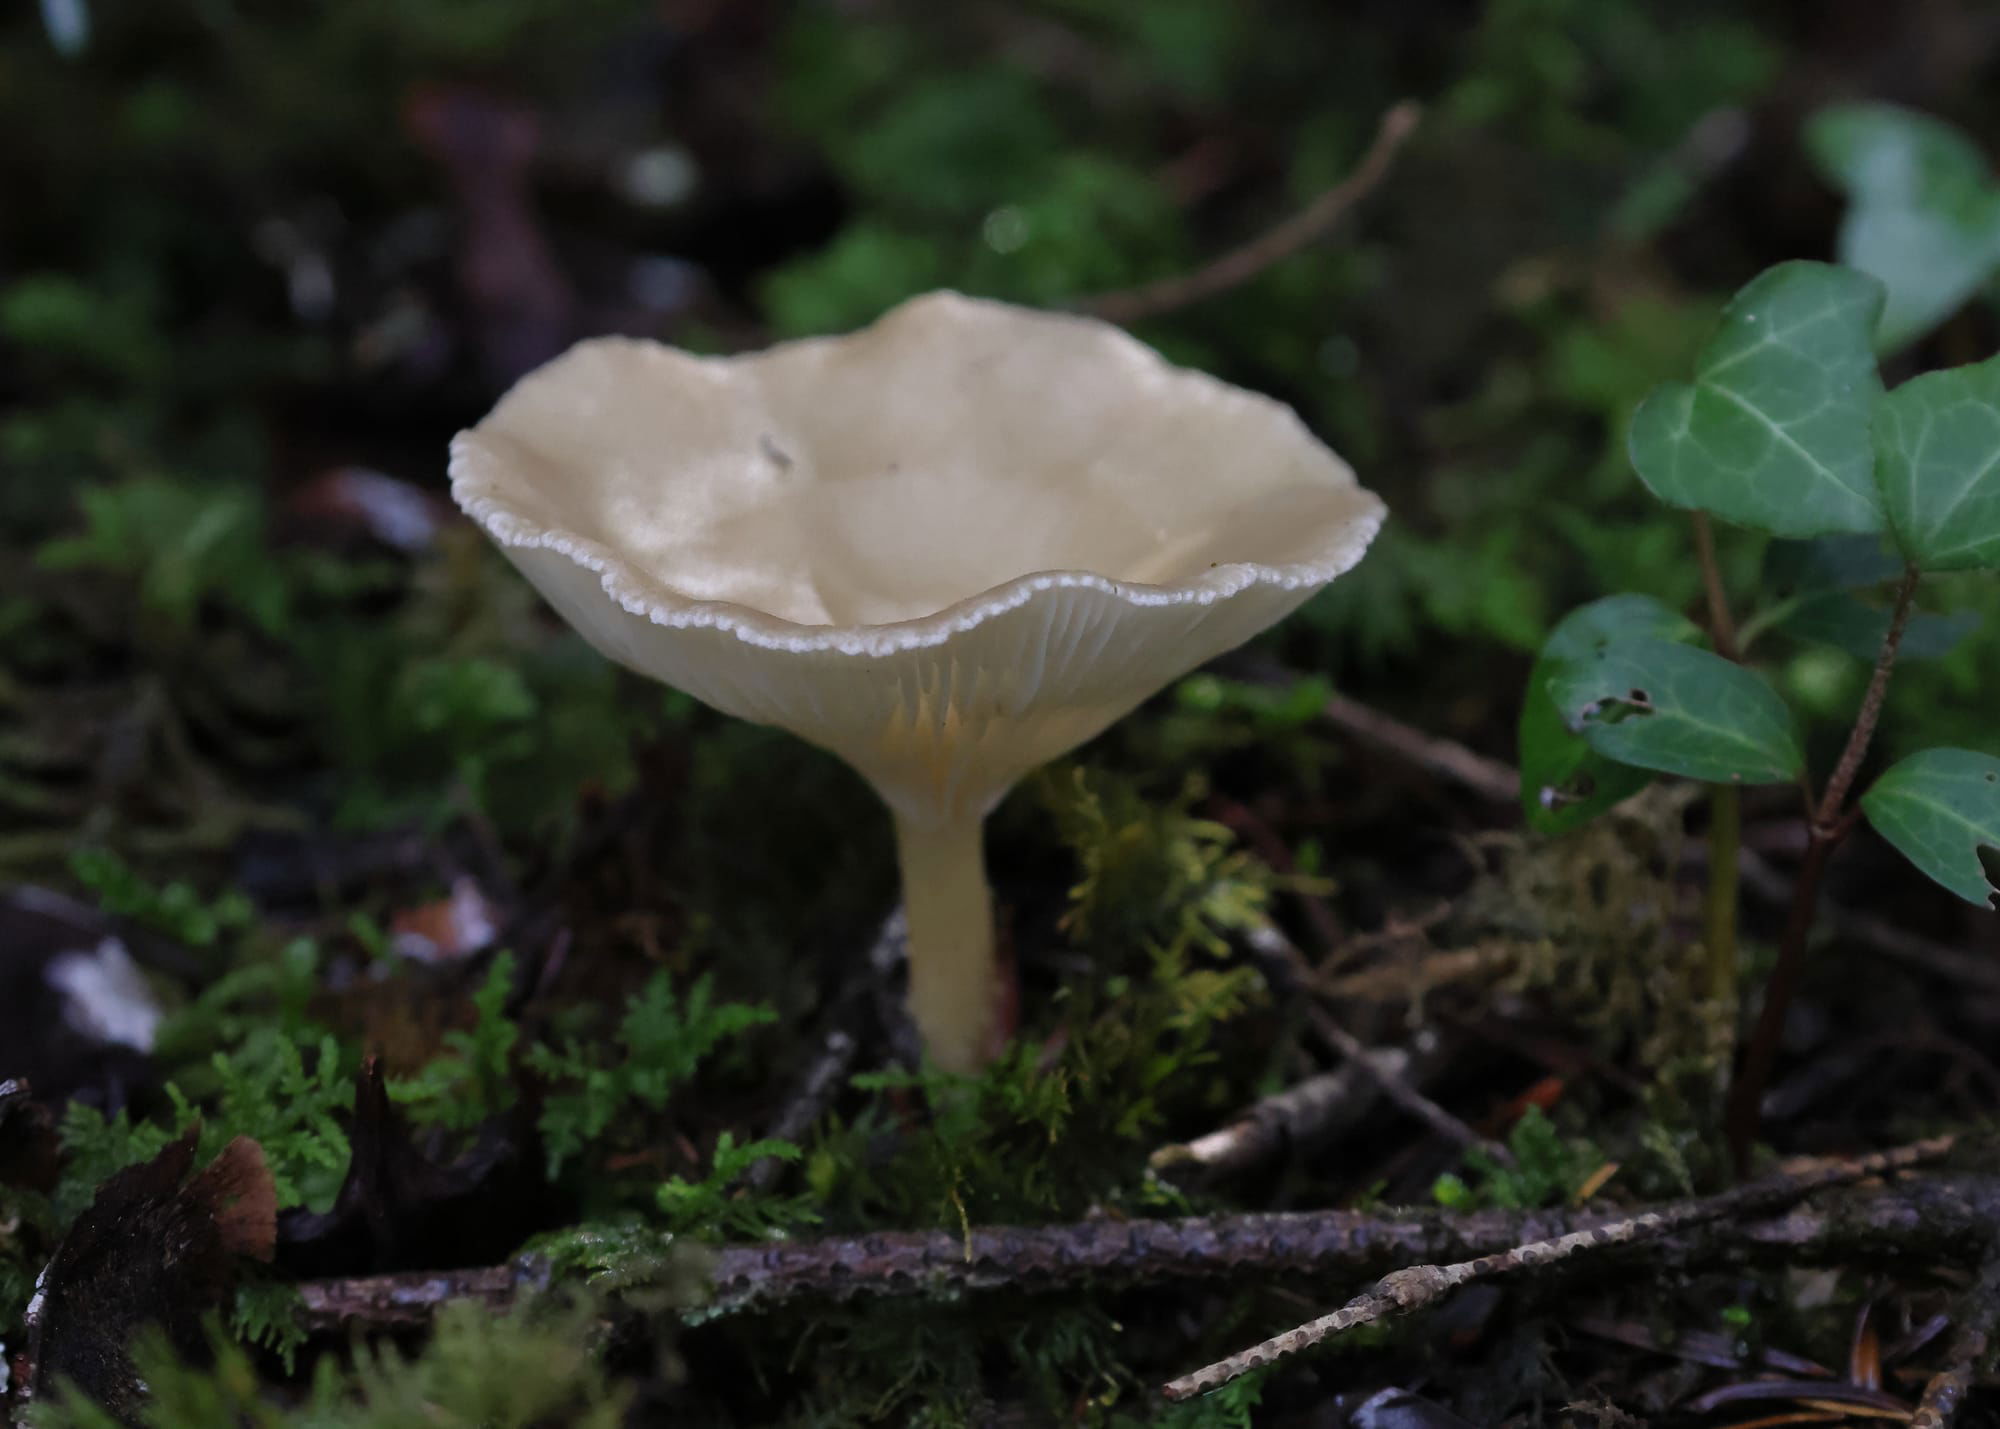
[287,1139,1992,1346]
[1163,1135,1955,1400]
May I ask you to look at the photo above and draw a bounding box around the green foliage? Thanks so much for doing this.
[1807,103,2000,352]
[808,772,1267,1233]
[1756,537,1978,661]
[1174,672,1333,732]
[172,1034,355,1211]
[51,1104,177,1223]
[230,1281,309,1375]
[1547,637,1803,785]
[389,959,778,1186]
[1872,352,2000,572]
[388,954,520,1132]
[654,1134,819,1242]
[1520,594,1699,831]
[1431,1106,1600,1210]
[1531,247,2000,910]
[526,1220,709,1303]
[151,938,328,1064]
[57,1033,354,1218]
[37,477,291,634]
[1860,748,2000,906]
[1040,767,1270,959]
[70,847,252,948]
[1628,262,1886,538]
[28,1299,628,1429]
[530,973,775,1178]
[1,273,168,383]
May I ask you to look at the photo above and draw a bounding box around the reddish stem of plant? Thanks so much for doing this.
[1814,565,1922,831]
[1725,564,1923,1175]
[1692,512,1742,662]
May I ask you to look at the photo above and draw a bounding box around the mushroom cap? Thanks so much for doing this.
[451,292,1384,820]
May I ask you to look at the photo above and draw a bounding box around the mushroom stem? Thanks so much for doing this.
[892,809,1000,1074]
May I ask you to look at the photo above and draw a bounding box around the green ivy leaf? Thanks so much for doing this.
[1807,103,2000,352]
[1628,262,1886,538]
[1778,594,1976,662]
[1763,533,1905,593]
[1547,637,1804,785]
[1872,352,2000,571]
[1861,748,2000,907]
[1760,535,1977,658]
[1520,595,1700,832]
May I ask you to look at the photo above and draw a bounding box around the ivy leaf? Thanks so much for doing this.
[1548,638,1804,785]
[1872,352,2000,571]
[1520,595,1700,833]
[1779,595,1976,662]
[1760,535,1978,659]
[1861,748,2000,907]
[1628,262,1886,538]
[1807,103,2000,353]
[1763,534,1904,594]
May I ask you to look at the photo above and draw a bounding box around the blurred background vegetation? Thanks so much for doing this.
[5,0,1996,865]
[5,2,2000,1421]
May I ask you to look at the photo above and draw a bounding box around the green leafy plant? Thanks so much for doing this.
[56,1032,354,1218]
[27,1298,629,1429]
[70,847,253,948]
[529,972,775,1178]
[1520,258,2000,1170]
[387,954,521,1132]
[36,477,291,636]
[1807,103,2000,353]
[654,1133,819,1241]
[1430,1105,1601,1210]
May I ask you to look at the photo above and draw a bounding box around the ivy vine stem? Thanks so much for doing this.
[1725,563,1923,1175]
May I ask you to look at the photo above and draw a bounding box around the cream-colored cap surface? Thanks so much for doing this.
[450,291,1384,821]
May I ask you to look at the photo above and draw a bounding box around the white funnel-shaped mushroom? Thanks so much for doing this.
[450,292,1384,1072]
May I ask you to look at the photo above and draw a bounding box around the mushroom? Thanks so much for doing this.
[449,292,1385,1073]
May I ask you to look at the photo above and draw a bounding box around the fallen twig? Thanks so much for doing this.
[1911,1250,2000,1428]
[1147,1040,1428,1179]
[1162,1135,1955,1401]
[1078,103,1420,325]
[287,1147,2000,1342]
[741,1027,856,1194]
[1244,918,1505,1164]
[1316,693,1518,806]
[1318,941,1518,1003]
[1304,1004,1506,1164]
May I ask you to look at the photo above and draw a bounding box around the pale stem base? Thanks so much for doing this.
[892,809,999,1074]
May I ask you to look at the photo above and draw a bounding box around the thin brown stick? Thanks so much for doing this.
[1078,103,1421,325]
[1729,565,1925,1174]
[1725,834,1836,1174]
[1148,1039,1433,1179]
[1240,919,1502,1162]
[1690,512,1741,662]
[1318,941,1518,1002]
[1304,1004,1507,1164]
[1814,564,1922,831]
[1318,693,1519,804]
[1911,1251,2000,1428]
[290,1146,1986,1338]
[1162,1135,1954,1401]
